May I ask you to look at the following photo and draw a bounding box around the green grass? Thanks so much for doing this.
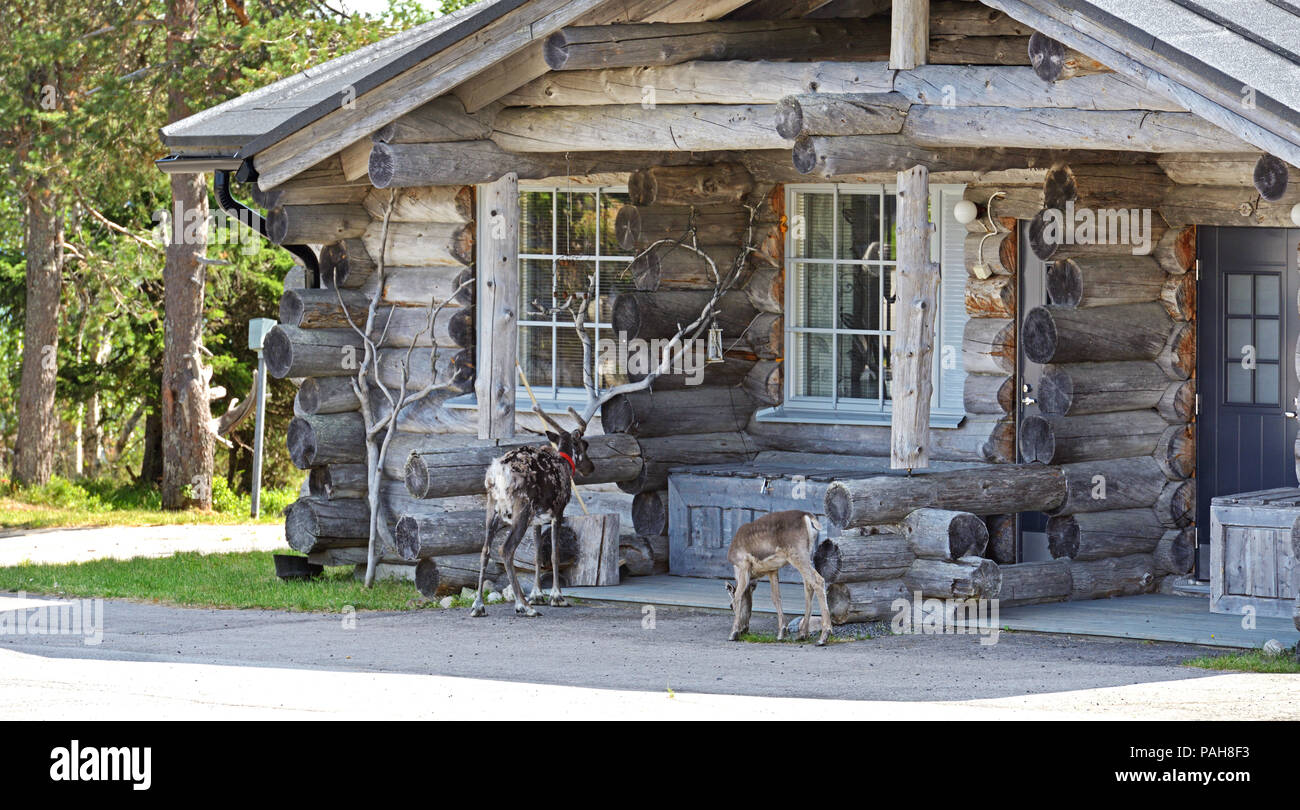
[0,476,298,530]
[736,630,850,645]
[0,551,440,612]
[1184,648,1300,674]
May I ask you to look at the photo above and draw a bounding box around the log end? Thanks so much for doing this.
[629,251,662,291]
[284,498,319,549]
[1037,366,1072,417]
[286,417,317,469]
[1021,306,1057,365]
[1028,208,1059,260]
[600,395,636,435]
[824,482,853,529]
[627,170,656,207]
[263,325,295,379]
[950,512,991,558]
[1045,259,1082,308]
[1254,154,1290,202]
[610,293,643,340]
[394,515,420,561]
[368,142,396,189]
[278,289,306,329]
[265,206,290,245]
[541,32,569,70]
[791,135,819,176]
[415,558,440,599]
[405,453,432,499]
[774,96,804,141]
[1018,414,1055,465]
[614,205,640,252]
[813,538,841,583]
[1028,32,1066,83]
[1045,514,1080,559]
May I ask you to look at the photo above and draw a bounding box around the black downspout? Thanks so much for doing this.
[214,166,320,288]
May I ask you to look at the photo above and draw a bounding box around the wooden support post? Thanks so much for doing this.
[477,173,518,440]
[891,165,940,469]
[890,0,929,70]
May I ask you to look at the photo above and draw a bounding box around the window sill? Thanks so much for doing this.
[753,405,966,429]
[444,391,593,414]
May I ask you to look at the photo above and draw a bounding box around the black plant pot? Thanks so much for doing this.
[273,554,323,581]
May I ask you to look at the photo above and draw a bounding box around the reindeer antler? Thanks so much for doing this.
[566,406,590,435]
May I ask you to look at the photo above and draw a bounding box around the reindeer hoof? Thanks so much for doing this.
[515,604,540,617]
[548,594,569,607]
[527,593,546,606]
[816,635,829,647]
[469,603,486,618]
[728,631,740,642]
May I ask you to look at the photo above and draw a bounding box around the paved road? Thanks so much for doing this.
[0,524,283,566]
[2,597,1296,719]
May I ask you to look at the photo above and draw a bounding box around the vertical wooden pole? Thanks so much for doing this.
[890,0,929,70]
[891,165,940,470]
[477,172,519,440]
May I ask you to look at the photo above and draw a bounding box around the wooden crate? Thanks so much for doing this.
[1209,488,1300,618]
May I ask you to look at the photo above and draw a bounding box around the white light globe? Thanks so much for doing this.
[1291,202,1300,227]
[953,199,979,224]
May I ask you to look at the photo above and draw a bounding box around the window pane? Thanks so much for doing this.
[520,191,553,254]
[1256,363,1279,404]
[837,264,883,331]
[792,332,832,398]
[556,190,599,255]
[597,260,635,323]
[1256,275,1280,316]
[597,329,628,390]
[554,259,595,312]
[554,327,592,390]
[791,262,833,328]
[880,193,898,261]
[1257,319,1280,361]
[1226,363,1252,403]
[881,265,899,333]
[838,191,883,261]
[792,192,834,260]
[837,333,882,401]
[519,326,553,390]
[1226,318,1252,359]
[1227,274,1252,315]
[520,259,554,318]
[600,190,632,256]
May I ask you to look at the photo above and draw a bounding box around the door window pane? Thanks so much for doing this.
[1227,274,1252,315]
[1226,318,1253,358]
[1227,363,1252,403]
[1256,363,1279,404]
[1256,319,1280,361]
[1255,275,1280,316]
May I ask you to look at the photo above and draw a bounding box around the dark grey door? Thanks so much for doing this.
[1017,220,1051,562]
[1198,227,1300,578]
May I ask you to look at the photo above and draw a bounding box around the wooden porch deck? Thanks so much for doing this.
[566,576,1300,650]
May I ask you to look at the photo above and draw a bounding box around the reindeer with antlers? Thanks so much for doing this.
[470,200,766,617]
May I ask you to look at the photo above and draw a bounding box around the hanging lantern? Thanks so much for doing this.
[706,320,724,364]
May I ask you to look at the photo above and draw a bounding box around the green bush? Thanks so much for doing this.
[7,476,105,511]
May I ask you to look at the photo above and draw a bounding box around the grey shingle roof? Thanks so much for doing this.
[159,0,528,156]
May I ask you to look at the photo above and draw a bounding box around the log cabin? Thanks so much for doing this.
[157,0,1300,631]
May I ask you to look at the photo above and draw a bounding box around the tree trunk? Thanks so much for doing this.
[15,180,62,485]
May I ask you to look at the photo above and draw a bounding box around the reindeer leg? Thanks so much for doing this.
[728,566,751,642]
[770,573,786,640]
[798,581,814,641]
[526,523,546,605]
[470,505,496,618]
[548,517,569,607]
[501,508,539,618]
[790,555,831,646]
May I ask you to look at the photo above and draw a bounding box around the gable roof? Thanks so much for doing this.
[160,0,526,154]
[981,0,1300,166]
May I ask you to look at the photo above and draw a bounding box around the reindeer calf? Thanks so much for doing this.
[725,510,832,646]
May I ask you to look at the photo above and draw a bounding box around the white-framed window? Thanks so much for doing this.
[757,183,968,427]
[515,184,634,408]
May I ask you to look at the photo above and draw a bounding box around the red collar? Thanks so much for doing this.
[558,451,577,475]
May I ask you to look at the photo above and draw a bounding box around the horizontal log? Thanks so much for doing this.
[405,433,643,499]
[1157,379,1196,424]
[1068,553,1156,599]
[997,560,1072,606]
[307,464,367,500]
[392,510,485,560]
[1046,508,1165,561]
[905,556,1001,599]
[824,464,1066,528]
[600,387,755,436]
[622,353,756,391]
[361,185,474,224]
[1018,410,1168,464]
[1021,303,1172,364]
[813,535,915,583]
[963,373,1014,416]
[494,104,786,152]
[628,244,764,290]
[364,389,477,435]
[285,497,369,552]
[1161,183,1300,227]
[742,360,783,406]
[266,204,369,245]
[279,289,471,347]
[965,187,1042,225]
[962,317,1015,375]
[1050,457,1166,515]
[899,508,989,561]
[628,163,754,206]
[372,96,492,144]
[775,92,909,139]
[1038,361,1170,416]
[616,204,763,249]
[296,376,360,416]
[1041,163,1173,211]
[319,239,375,289]
[287,413,365,469]
[1154,527,1196,576]
[827,579,911,623]
[1046,255,1164,309]
[361,221,473,268]
[964,229,1017,277]
[1156,423,1195,480]
[265,325,471,388]
[1157,153,1272,186]
[543,20,890,71]
[616,431,756,494]
[965,275,1016,318]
